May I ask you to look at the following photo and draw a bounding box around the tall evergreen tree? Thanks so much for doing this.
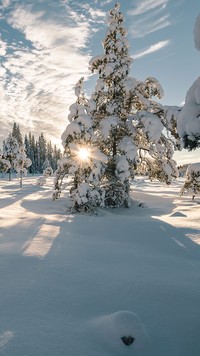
[52,145,62,172]
[47,141,53,169]
[55,3,178,211]
[12,122,23,146]
[28,133,36,174]
[24,134,30,157]
[38,133,47,173]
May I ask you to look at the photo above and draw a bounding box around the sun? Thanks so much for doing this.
[77,147,90,161]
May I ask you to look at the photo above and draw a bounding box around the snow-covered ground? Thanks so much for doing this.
[0,176,200,356]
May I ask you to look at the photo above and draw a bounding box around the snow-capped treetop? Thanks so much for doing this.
[89,3,132,83]
[194,13,200,51]
[3,134,19,158]
[106,3,127,34]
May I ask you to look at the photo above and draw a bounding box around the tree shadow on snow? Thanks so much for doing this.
[0,184,48,209]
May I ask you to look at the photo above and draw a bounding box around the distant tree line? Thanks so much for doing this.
[24,131,62,174]
[0,122,62,177]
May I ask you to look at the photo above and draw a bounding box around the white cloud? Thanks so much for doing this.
[128,0,171,38]
[0,1,106,146]
[0,39,7,55]
[94,0,113,5]
[128,0,169,16]
[133,40,170,59]
[0,0,11,8]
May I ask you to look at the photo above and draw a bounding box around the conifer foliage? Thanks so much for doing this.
[54,3,178,212]
[54,78,106,212]
[180,163,200,199]
[0,123,62,181]
[1,131,31,185]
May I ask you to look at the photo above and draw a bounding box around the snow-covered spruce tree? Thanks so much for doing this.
[0,151,11,176]
[43,158,53,177]
[3,134,19,181]
[3,133,32,185]
[54,78,106,212]
[180,163,200,199]
[88,3,178,205]
[14,145,32,187]
[38,133,47,173]
[55,3,178,211]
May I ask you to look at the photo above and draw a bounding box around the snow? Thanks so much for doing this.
[140,111,163,142]
[61,121,81,144]
[123,77,137,94]
[177,14,200,141]
[118,137,137,161]
[100,116,119,139]
[116,156,130,182]
[0,176,200,355]
[177,77,200,139]
[186,162,200,175]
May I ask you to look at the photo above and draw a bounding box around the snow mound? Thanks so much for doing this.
[88,311,149,355]
[170,211,187,217]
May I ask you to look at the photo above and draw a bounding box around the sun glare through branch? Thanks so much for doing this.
[78,147,90,161]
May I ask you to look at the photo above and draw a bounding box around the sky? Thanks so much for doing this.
[0,0,200,164]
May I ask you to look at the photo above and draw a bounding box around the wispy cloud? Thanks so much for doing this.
[94,0,113,5]
[133,40,170,59]
[128,0,169,16]
[128,0,171,38]
[0,0,106,146]
[0,0,11,9]
[0,38,7,55]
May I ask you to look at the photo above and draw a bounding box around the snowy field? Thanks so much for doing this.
[0,176,200,356]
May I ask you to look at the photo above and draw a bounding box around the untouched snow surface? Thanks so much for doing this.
[0,176,200,356]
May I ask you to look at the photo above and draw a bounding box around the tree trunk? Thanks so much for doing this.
[20,172,23,188]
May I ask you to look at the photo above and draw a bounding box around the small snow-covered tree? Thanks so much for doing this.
[3,134,19,181]
[2,132,32,186]
[14,145,32,187]
[0,151,11,176]
[43,158,53,176]
[180,163,200,199]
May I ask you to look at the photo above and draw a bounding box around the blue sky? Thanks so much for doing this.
[0,0,199,164]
